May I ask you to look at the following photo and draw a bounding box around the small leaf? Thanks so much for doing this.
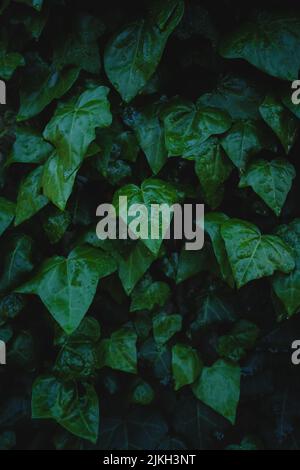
[0,42,24,80]
[99,327,137,374]
[42,152,78,211]
[192,359,240,424]
[221,219,295,288]
[18,56,79,121]
[0,197,15,237]
[127,103,167,174]
[130,276,170,312]
[205,212,234,287]
[0,235,34,293]
[162,97,232,158]
[153,313,182,345]
[221,119,276,170]
[7,126,53,166]
[272,220,300,318]
[32,375,99,443]
[194,137,233,209]
[239,159,295,216]
[15,166,48,226]
[217,320,260,362]
[259,94,299,154]
[172,343,203,391]
[118,242,156,295]
[17,246,117,334]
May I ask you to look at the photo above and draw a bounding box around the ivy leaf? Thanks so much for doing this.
[130,276,170,312]
[118,242,156,295]
[32,375,99,443]
[53,15,105,74]
[114,178,184,255]
[176,247,210,284]
[42,207,71,244]
[272,220,300,318]
[217,320,260,362]
[0,235,34,293]
[162,97,232,158]
[205,212,234,287]
[172,343,203,391]
[220,12,300,81]
[194,137,233,209]
[221,219,295,288]
[17,246,117,334]
[0,197,15,237]
[15,166,48,226]
[259,94,299,154]
[221,120,276,170]
[104,0,184,102]
[6,126,53,166]
[128,103,167,174]
[54,318,101,380]
[42,152,78,211]
[153,313,182,346]
[191,295,236,330]
[198,74,264,120]
[239,159,296,216]
[192,359,240,425]
[99,327,137,374]
[99,408,168,450]
[43,86,112,177]
[140,338,171,383]
[18,56,79,121]
[0,42,24,80]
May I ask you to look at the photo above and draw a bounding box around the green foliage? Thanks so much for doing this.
[1,0,300,451]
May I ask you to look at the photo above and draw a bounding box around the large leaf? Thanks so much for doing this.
[272,220,300,317]
[221,219,295,288]
[99,327,137,374]
[18,56,79,121]
[17,246,117,334]
[162,97,232,157]
[104,0,184,102]
[221,119,276,170]
[259,94,299,154]
[0,197,15,237]
[220,12,300,81]
[32,375,99,443]
[239,159,296,216]
[43,86,112,177]
[15,166,48,226]
[192,359,240,424]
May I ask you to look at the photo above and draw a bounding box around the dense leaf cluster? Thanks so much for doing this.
[1,0,300,450]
